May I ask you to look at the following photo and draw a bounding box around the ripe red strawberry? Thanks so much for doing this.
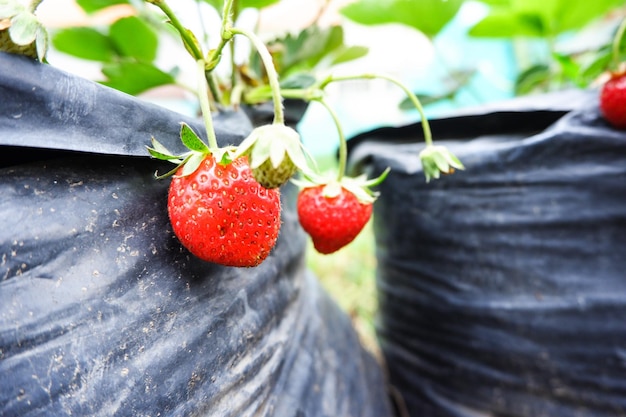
[297,184,373,254]
[167,155,281,267]
[600,71,626,129]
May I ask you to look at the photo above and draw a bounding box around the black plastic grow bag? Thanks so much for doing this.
[0,52,392,417]
[348,89,626,417]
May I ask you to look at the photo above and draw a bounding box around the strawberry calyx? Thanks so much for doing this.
[293,167,390,205]
[147,121,237,179]
[233,123,309,188]
[419,145,465,183]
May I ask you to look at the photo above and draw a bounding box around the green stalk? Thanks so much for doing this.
[29,0,44,12]
[317,99,347,182]
[147,0,222,104]
[197,59,219,149]
[148,0,203,60]
[612,17,626,71]
[320,73,433,146]
[230,26,285,125]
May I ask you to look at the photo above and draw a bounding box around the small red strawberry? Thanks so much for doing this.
[148,122,281,267]
[297,183,373,254]
[600,71,626,129]
[167,154,281,267]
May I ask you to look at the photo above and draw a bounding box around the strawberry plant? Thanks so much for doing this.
[1,0,464,265]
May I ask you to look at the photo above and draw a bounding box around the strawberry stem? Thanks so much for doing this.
[612,17,626,71]
[317,99,347,182]
[319,73,433,147]
[29,0,44,12]
[229,26,285,125]
[197,59,219,150]
[147,0,222,105]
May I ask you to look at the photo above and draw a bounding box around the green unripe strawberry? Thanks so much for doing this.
[0,28,37,58]
[253,155,297,189]
[235,124,309,189]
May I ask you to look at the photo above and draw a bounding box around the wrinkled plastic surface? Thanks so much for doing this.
[0,53,392,417]
[348,90,626,417]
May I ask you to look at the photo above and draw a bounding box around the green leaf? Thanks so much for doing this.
[147,137,183,161]
[470,0,624,38]
[8,11,39,45]
[330,45,369,66]
[552,52,584,87]
[179,123,209,153]
[109,16,158,62]
[256,25,366,78]
[341,0,463,38]
[180,152,205,177]
[469,10,545,37]
[280,73,317,89]
[147,147,183,161]
[52,27,116,61]
[514,64,551,95]
[35,26,48,61]
[76,0,129,13]
[580,49,612,81]
[101,61,175,95]
[180,27,202,58]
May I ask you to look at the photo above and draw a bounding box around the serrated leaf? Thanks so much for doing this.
[101,61,176,95]
[8,11,38,45]
[180,123,209,153]
[110,16,158,62]
[52,27,116,61]
[180,152,206,177]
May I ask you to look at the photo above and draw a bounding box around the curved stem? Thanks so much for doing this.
[612,17,626,70]
[149,0,203,61]
[29,0,44,12]
[316,99,347,182]
[197,59,218,149]
[230,26,284,125]
[320,73,433,146]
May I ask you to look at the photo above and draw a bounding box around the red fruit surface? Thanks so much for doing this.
[167,155,281,267]
[600,72,626,129]
[297,185,373,254]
